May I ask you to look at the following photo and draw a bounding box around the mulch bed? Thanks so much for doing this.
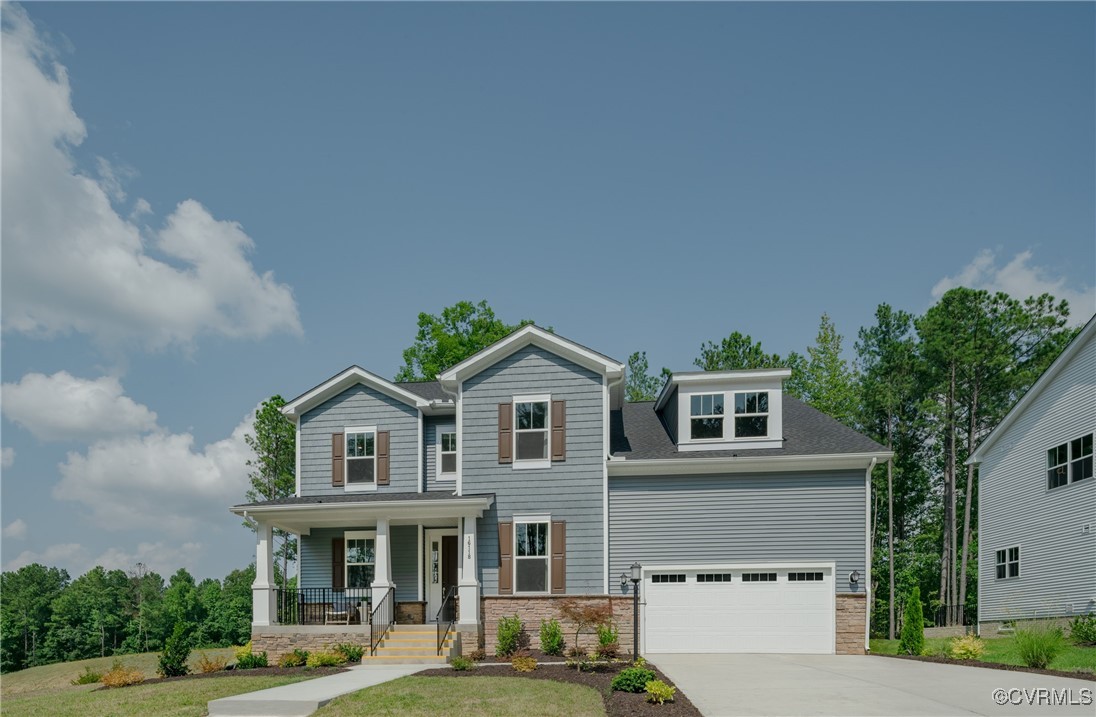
[94,665,348,690]
[875,653,1095,681]
[419,662,702,717]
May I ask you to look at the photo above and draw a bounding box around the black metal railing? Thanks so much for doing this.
[275,587,371,626]
[436,586,457,656]
[934,604,977,628]
[370,586,396,656]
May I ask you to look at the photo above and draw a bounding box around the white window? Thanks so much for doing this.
[438,430,456,477]
[514,396,550,465]
[690,393,725,440]
[345,428,376,485]
[514,520,549,593]
[1048,434,1093,490]
[734,392,769,438]
[995,547,1019,580]
[345,532,376,589]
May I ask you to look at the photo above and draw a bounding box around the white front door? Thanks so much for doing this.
[425,528,459,621]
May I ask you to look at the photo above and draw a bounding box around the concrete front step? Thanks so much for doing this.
[361,655,449,665]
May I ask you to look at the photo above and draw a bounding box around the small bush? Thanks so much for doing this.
[468,648,486,661]
[1069,614,1096,646]
[234,641,253,661]
[596,641,619,659]
[948,634,985,661]
[611,666,656,693]
[306,650,343,667]
[157,622,192,678]
[566,645,586,658]
[566,655,592,672]
[196,652,229,673]
[898,587,925,656]
[633,656,647,667]
[236,651,269,669]
[496,614,524,657]
[101,660,145,688]
[334,642,364,662]
[511,655,538,672]
[278,649,309,668]
[645,679,677,705]
[1014,622,1065,669]
[539,618,565,656]
[597,623,619,647]
[71,666,102,685]
[450,656,476,671]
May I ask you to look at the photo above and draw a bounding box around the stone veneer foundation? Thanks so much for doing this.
[836,593,867,655]
[483,595,636,656]
[251,625,371,663]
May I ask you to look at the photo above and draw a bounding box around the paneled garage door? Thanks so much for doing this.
[643,566,835,654]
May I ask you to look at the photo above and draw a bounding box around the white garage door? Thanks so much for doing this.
[643,566,835,654]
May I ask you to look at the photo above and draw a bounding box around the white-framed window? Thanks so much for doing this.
[690,393,725,440]
[1047,433,1093,490]
[345,427,376,487]
[438,429,457,478]
[513,395,550,467]
[995,546,1020,580]
[733,392,769,438]
[513,517,550,593]
[345,531,376,590]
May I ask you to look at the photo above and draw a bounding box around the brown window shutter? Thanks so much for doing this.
[498,521,513,595]
[498,402,513,464]
[332,538,345,591]
[332,432,345,486]
[551,400,566,461]
[376,430,390,485]
[550,520,566,594]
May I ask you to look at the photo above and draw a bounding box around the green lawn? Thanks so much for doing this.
[870,637,1096,673]
[312,676,606,717]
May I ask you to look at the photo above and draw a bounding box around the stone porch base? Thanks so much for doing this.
[251,625,371,663]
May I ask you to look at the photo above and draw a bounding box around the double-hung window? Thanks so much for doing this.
[514,520,549,593]
[734,392,769,438]
[1047,433,1093,490]
[995,547,1020,580]
[690,393,725,440]
[345,533,376,589]
[439,431,457,477]
[345,429,376,485]
[514,398,549,462]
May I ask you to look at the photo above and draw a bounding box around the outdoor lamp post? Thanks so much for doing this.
[620,562,641,659]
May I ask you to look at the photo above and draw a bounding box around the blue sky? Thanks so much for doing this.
[2,1,1093,580]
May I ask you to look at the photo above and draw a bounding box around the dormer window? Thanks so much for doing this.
[690,393,725,440]
[734,392,769,438]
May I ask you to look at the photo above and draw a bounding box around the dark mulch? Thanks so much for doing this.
[94,665,348,690]
[875,653,1095,681]
[419,662,702,717]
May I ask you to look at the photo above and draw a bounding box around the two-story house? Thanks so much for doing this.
[968,316,1095,635]
[231,326,890,662]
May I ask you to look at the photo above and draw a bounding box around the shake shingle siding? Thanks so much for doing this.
[462,345,605,595]
[299,384,419,496]
[608,471,867,595]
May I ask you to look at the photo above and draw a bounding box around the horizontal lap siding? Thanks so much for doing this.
[299,525,420,602]
[425,416,457,492]
[979,333,1095,622]
[609,471,867,595]
[463,346,605,595]
[299,384,419,496]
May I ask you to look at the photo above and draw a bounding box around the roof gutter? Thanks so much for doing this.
[607,451,892,477]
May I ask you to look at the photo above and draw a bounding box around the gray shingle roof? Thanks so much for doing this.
[394,381,450,401]
[234,490,492,509]
[611,396,886,459]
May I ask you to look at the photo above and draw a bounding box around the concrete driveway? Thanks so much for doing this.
[652,654,1094,717]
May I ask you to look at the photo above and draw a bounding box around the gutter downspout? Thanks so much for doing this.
[865,456,878,654]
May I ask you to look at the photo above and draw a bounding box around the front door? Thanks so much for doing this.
[425,528,459,620]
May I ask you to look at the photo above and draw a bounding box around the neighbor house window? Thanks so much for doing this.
[345,430,376,485]
[514,521,549,593]
[440,431,457,476]
[1048,434,1093,489]
[690,393,725,440]
[346,534,375,589]
[734,392,769,438]
[514,400,549,461]
[995,547,1020,580]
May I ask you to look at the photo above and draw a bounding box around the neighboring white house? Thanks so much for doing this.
[969,316,1096,634]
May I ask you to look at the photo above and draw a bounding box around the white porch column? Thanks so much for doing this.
[458,514,479,625]
[252,521,277,626]
[371,518,394,593]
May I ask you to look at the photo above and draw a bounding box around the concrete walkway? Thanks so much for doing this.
[207,664,430,717]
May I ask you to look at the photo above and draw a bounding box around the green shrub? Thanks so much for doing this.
[450,656,476,671]
[539,618,565,656]
[1014,622,1065,669]
[645,679,677,705]
[236,651,269,669]
[511,655,538,672]
[948,634,985,660]
[157,622,192,678]
[71,666,102,685]
[234,641,253,661]
[611,666,656,693]
[334,642,364,662]
[566,655,592,672]
[306,650,343,667]
[468,648,486,661]
[1069,614,1096,646]
[196,652,229,673]
[898,587,925,656]
[278,649,309,668]
[100,660,145,688]
[496,614,524,657]
[597,622,619,647]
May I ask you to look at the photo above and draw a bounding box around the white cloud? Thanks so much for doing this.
[54,409,255,536]
[1,447,14,468]
[0,5,302,350]
[3,542,86,572]
[933,249,1095,326]
[93,541,204,576]
[3,519,28,540]
[2,371,158,441]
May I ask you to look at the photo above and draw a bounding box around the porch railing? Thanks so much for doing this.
[370,586,396,656]
[436,586,457,656]
[275,587,371,626]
